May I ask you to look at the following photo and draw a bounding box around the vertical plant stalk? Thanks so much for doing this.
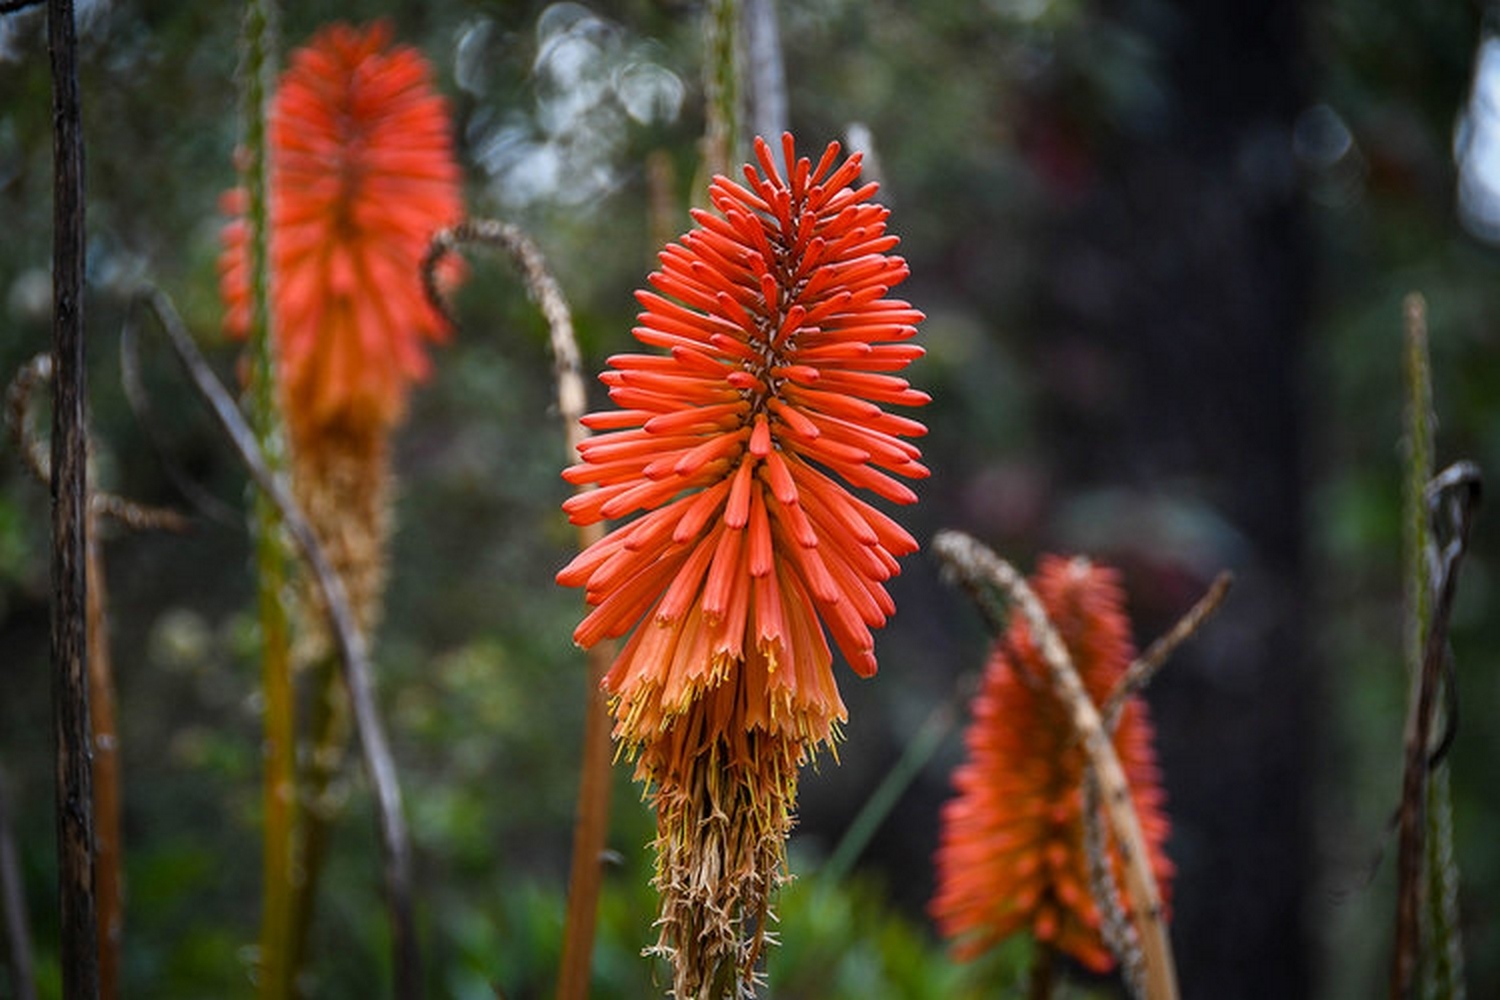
[741,0,786,169]
[1026,941,1056,1000]
[0,768,38,1000]
[1391,293,1467,999]
[421,222,615,1000]
[236,2,299,996]
[286,656,349,988]
[7,352,189,1000]
[85,530,121,1000]
[142,286,422,999]
[702,0,741,180]
[46,0,100,995]
[1391,292,1433,1000]
[932,531,1179,1000]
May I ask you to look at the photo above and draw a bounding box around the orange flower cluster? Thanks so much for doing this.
[557,134,927,992]
[931,556,1172,973]
[219,22,464,647]
[220,21,463,441]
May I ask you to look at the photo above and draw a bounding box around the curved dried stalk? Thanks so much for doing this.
[932,531,1179,1000]
[8,353,190,534]
[136,286,422,1000]
[425,220,615,1000]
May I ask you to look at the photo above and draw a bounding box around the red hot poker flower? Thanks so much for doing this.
[220,21,464,440]
[557,134,927,993]
[931,556,1173,973]
[559,133,928,745]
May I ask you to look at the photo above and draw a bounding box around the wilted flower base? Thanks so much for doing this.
[289,421,391,665]
[631,679,808,999]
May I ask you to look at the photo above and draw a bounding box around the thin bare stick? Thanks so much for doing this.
[8,352,185,1000]
[1081,768,1143,994]
[46,0,99,994]
[1102,572,1232,732]
[932,531,1179,1000]
[5,354,52,485]
[425,221,617,1000]
[138,286,422,1000]
[0,768,37,1000]
[85,526,121,1000]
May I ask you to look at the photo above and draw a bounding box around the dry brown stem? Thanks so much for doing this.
[140,285,422,999]
[932,530,1179,1000]
[1102,571,1232,732]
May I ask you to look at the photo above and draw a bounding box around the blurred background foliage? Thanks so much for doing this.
[1,0,1498,997]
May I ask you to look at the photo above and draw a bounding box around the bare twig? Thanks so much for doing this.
[1081,769,1141,989]
[0,0,44,14]
[7,352,191,534]
[85,527,121,1000]
[8,347,184,1000]
[46,0,100,994]
[0,768,37,1000]
[932,531,1179,1000]
[5,354,52,484]
[1102,572,1232,732]
[425,220,617,1000]
[137,286,422,999]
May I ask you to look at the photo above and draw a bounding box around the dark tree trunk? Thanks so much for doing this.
[1036,2,1313,996]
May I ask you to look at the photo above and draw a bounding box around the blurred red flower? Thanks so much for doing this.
[931,555,1173,972]
[220,21,463,439]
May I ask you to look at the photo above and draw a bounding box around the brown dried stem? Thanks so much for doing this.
[932,531,1179,1000]
[8,344,186,1000]
[7,352,190,534]
[425,220,616,1000]
[138,286,422,999]
[1102,571,1232,732]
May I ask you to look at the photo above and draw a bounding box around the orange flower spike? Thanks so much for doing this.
[559,132,927,743]
[220,21,464,439]
[558,134,926,993]
[931,556,1174,974]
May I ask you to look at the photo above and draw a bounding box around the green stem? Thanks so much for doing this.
[238,2,297,996]
[822,701,954,886]
[703,0,742,179]
[288,657,350,987]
